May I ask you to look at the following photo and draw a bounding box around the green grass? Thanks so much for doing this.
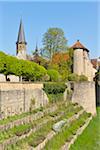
[0,112,30,125]
[5,103,82,150]
[0,123,32,143]
[43,112,90,150]
[0,100,66,126]
[6,121,53,150]
[0,102,83,150]
[70,107,100,150]
[0,102,70,144]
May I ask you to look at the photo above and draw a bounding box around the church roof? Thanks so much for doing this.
[16,19,27,44]
[71,40,89,52]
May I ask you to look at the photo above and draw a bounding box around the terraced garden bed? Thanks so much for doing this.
[0,101,90,150]
[4,104,83,150]
[70,107,100,150]
[43,112,91,150]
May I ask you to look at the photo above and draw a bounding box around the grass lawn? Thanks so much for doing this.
[70,107,100,150]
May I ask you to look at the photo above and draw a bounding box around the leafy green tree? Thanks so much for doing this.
[0,51,47,82]
[66,48,74,72]
[0,52,13,80]
[0,52,7,74]
[47,69,61,82]
[42,28,67,59]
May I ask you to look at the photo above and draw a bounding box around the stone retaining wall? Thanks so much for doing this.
[61,116,92,150]
[0,105,57,131]
[34,131,56,150]
[0,118,51,150]
[72,82,96,116]
[0,83,48,118]
[30,109,84,150]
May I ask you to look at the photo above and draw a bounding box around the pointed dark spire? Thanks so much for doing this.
[16,19,27,44]
[35,42,38,53]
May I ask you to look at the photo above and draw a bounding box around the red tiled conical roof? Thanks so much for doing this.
[71,40,89,52]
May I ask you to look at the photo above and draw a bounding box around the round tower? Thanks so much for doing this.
[71,40,89,76]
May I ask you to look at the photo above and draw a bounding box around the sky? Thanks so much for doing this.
[0,0,99,58]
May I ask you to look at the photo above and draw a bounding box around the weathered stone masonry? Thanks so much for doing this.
[72,82,96,116]
[0,83,48,118]
[0,81,97,119]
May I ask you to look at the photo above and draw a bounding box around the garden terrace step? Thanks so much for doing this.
[0,101,72,132]
[43,111,91,150]
[0,102,72,149]
[34,131,56,150]
[61,116,92,150]
[0,101,65,131]
[32,110,85,150]
[4,104,81,150]
[25,109,85,150]
[0,117,52,150]
[0,101,66,125]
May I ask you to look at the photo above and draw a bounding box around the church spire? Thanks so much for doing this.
[16,19,27,60]
[35,42,38,54]
[16,19,27,44]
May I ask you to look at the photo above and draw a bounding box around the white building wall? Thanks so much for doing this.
[8,75,19,82]
[74,49,84,75]
[73,49,97,81]
[0,74,6,82]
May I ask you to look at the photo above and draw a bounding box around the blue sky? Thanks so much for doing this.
[0,0,99,58]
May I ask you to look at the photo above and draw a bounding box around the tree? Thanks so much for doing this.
[52,52,69,65]
[0,51,47,82]
[47,69,61,82]
[42,28,67,59]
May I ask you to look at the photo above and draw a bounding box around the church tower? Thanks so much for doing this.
[16,19,27,59]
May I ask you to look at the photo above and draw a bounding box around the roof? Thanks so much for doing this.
[71,40,89,52]
[16,19,27,44]
[91,58,100,69]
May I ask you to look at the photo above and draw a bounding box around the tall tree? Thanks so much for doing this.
[42,28,67,59]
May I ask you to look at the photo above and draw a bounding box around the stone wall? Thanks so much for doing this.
[72,82,96,115]
[0,83,48,118]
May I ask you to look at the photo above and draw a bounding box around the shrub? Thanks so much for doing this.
[47,69,61,82]
[41,74,50,81]
[79,75,88,81]
[68,73,79,81]
[43,82,67,94]
[47,93,63,103]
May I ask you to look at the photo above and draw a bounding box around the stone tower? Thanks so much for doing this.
[71,40,89,75]
[71,40,96,81]
[16,20,27,59]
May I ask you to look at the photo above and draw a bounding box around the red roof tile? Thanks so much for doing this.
[71,40,89,52]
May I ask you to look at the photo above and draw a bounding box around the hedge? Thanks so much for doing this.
[43,82,67,94]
